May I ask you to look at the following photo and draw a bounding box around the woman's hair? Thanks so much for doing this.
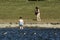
[36,6,38,9]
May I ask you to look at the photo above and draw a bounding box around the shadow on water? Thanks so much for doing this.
[0,27,60,40]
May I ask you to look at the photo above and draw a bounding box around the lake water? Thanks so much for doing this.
[0,27,60,40]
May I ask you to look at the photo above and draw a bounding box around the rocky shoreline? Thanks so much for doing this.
[0,22,60,28]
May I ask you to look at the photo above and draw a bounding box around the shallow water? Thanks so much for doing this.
[0,27,60,40]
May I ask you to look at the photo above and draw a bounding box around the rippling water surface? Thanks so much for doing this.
[0,27,60,40]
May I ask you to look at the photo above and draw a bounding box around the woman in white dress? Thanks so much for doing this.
[35,6,41,21]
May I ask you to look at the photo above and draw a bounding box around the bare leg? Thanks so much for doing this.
[20,26,23,29]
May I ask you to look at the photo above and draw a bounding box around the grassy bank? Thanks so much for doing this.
[0,0,60,23]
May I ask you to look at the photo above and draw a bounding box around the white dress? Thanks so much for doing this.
[37,9,41,21]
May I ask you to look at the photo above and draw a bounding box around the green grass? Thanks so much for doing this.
[0,0,60,22]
